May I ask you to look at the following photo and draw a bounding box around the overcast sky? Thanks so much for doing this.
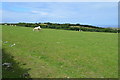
[1,2,118,27]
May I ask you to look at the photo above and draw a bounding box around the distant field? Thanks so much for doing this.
[2,25,118,78]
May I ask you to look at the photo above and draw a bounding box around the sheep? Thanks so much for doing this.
[64,76,70,78]
[33,26,41,31]
[79,29,82,31]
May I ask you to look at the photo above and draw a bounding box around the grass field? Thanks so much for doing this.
[2,25,118,78]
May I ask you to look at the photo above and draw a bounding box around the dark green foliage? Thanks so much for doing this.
[3,22,119,33]
[2,49,31,78]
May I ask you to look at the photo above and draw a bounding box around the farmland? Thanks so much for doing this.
[2,25,118,78]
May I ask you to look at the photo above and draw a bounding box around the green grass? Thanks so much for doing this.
[2,25,118,78]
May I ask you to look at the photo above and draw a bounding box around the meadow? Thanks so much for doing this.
[2,25,118,78]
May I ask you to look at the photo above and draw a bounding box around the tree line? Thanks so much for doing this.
[2,22,120,33]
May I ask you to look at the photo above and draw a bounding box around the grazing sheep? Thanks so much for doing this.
[79,29,82,31]
[33,26,41,31]
[64,76,70,78]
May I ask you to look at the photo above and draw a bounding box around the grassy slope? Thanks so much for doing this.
[2,25,118,78]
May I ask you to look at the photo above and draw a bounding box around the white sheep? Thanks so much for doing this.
[33,26,41,31]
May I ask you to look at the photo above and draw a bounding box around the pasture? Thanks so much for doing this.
[2,25,118,78]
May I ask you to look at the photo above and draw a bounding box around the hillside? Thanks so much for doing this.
[2,25,118,78]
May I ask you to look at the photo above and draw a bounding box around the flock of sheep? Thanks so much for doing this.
[4,24,42,31]
[4,24,16,26]
[4,24,83,32]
